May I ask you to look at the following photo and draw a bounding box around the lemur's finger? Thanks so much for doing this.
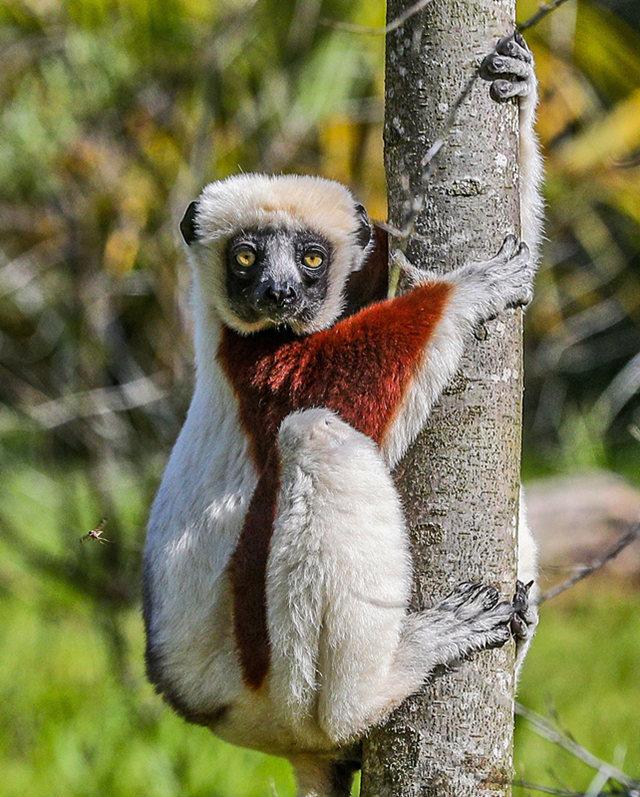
[490,79,531,103]
[513,30,531,55]
[512,579,531,614]
[494,234,519,261]
[473,322,489,341]
[510,612,529,640]
[496,33,532,63]
[481,53,532,81]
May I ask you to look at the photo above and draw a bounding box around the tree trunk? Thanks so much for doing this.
[361,2,521,796]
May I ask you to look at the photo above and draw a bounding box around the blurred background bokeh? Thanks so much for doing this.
[0,1,638,795]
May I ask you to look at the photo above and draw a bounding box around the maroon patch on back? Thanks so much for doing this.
[220,280,453,688]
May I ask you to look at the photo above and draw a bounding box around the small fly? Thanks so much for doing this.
[80,518,110,544]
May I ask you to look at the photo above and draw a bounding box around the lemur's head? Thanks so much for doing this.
[180,174,374,335]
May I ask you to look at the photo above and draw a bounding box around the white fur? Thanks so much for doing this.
[515,491,539,676]
[144,55,544,794]
[268,409,412,744]
[143,364,253,717]
[518,62,545,264]
[264,410,516,748]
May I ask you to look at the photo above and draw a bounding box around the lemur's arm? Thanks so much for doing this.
[377,235,533,467]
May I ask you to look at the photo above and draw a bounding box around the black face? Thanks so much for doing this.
[224,227,332,328]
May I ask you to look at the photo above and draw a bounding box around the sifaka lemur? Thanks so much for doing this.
[143,32,543,797]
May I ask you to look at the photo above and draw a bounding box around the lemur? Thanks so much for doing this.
[143,32,543,797]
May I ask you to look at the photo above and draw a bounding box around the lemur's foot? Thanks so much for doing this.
[511,579,538,645]
[461,234,534,325]
[425,582,514,662]
[480,31,536,104]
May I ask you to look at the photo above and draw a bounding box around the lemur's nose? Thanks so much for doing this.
[265,283,297,306]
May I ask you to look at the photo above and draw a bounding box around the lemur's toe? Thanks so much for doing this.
[495,234,519,260]
[481,52,532,81]
[481,32,535,106]
[483,620,513,650]
[496,32,532,63]
[490,79,530,102]
[510,579,536,639]
[439,581,486,611]
[439,582,509,622]
[511,612,529,640]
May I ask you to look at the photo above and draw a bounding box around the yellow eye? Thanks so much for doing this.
[235,248,256,267]
[303,252,324,269]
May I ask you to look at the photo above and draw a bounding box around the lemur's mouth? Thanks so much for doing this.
[257,300,310,327]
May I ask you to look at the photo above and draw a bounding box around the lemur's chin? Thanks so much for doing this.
[224,307,310,336]
[253,306,312,332]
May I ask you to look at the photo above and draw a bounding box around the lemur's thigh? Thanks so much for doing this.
[266,408,412,743]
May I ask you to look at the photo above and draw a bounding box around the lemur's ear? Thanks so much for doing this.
[180,201,199,246]
[354,202,373,251]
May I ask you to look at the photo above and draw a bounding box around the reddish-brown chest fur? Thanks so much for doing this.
[218,281,452,689]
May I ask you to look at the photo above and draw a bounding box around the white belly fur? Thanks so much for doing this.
[143,383,341,756]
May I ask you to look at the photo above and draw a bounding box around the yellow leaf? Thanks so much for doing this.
[104,228,140,276]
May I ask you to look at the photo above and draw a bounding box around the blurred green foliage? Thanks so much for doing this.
[0,0,639,795]
[1,0,638,461]
[2,465,639,796]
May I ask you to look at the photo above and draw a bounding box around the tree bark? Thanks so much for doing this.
[361,2,521,796]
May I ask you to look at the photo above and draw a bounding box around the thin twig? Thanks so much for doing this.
[517,0,574,32]
[539,522,640,604]
[320,0,432,35]
[515,703,640,792]
[513,783,584,796]
[587,765,614,797]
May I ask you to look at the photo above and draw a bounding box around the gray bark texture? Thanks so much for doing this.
[360,1,522,796]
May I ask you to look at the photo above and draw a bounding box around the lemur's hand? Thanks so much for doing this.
[480,31,537,108]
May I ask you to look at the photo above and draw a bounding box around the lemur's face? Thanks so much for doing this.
[224,226,332,330]
[180,174,373,335]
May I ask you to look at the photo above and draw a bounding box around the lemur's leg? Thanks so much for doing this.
[267,408,515,757]
[481,30,544,260]
[382,235,534,466]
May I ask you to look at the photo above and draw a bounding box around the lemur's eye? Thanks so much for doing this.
[234,248,256,267]
[303,251,324,269]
